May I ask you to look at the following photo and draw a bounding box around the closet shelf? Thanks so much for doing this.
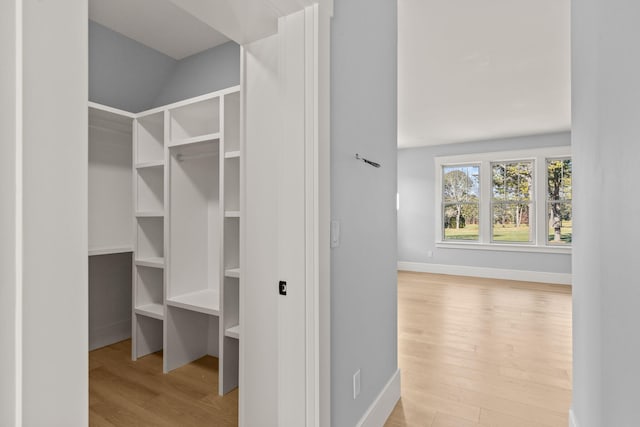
[135,257,165,268]
[224,151,241,159]
[88,246,133,257]
[167,290,220,316]
[135,211,164,218]
[224,268,240,279]
[225,325,239,339]
[135,303,164,320]
[135,160,164,169]
[168,133,220,148]
[225,211,241,218]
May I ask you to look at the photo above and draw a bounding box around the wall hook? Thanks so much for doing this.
[355,153,381,168]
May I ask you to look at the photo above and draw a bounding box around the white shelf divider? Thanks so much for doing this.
[168,133,220,149]
[88,246,133,257]
[225,325,239,339]
[135,303,164,320]
[135,160,164,169]
[225,211,241,218]
[224,151,241,159]
[135,211,164,218]
[135,257,165,269]
[166,290,220,316]
[224,268,241,279]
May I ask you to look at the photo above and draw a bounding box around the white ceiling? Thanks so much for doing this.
[89,0,230,60]
[398,0,571,148]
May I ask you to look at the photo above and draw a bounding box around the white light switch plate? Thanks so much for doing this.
[353,369,361,399]
[331,220,340,248]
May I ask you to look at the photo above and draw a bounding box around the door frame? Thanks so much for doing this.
[238,4,331,426]
[3,1,331,426]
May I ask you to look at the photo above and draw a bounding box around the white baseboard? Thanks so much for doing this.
[569,409,578,427]
[89,319,131,351]
[356,369,401,427]
[398,261,572,285]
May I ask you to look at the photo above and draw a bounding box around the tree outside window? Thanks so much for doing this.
[547,159,572,244]
[436,149,571,249]
[442,165,480,241]
[491,161,534,243]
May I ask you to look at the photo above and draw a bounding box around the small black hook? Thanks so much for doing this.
[355,153,381,168]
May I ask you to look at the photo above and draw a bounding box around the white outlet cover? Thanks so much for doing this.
[353,369,361,399]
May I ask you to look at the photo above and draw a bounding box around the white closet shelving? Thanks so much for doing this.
[132,109,166,361]
[88,103,136,351]
[164,94,223,376]
[122,86,242,395]
[220,89,241,394]
[90,85,241,394]
[88,103,134,256]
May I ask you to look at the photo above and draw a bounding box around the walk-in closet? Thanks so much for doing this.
[88,6,244,422]
[85,1,327,425]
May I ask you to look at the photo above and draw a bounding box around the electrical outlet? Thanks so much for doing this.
[353,369,361,399]
[427,250,433,258]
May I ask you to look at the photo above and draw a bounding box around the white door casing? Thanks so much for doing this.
[241,5,328,426]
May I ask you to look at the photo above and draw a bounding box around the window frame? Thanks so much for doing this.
[434,147,571,254]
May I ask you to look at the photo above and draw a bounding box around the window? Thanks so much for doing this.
[435,148,571,252]
[547,158,572,245]
[491,161,533,243]
[442,165,480,241]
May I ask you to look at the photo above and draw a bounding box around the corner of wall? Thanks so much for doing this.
[569,408,579,427]
[356,370,401,427]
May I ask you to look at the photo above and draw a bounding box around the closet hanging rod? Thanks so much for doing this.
[175,151,218,162]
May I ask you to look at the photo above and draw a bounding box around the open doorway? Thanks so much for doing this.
[86,1,329,426]
[393,0,572,425]
[87,3,243,423]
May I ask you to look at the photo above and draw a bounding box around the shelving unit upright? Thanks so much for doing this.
[132,110,166,361]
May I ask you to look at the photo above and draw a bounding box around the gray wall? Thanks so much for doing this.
[89,21,176,113]
[89,22,240,113]
[152,42,240,107]
[572,0,640,425]
[398,131,572,274]
[89,254,132,350]
[331,0,398,426]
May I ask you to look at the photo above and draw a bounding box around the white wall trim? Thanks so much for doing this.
[355,369,401,427]
[398,261,572,285]
[14,0,23,424]
[436,241,571,255]
[569,409,578,427]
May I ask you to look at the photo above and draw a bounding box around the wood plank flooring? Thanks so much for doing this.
[385,271,572,427]
[89,341,237,426]
[90,272,571,427]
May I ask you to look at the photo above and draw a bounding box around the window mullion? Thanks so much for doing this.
[536,155,547,245]
[480,160,491,244]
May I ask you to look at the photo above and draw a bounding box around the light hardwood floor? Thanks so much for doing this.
[90,272,571,427]
[89,341,237,426]
[385,271,572,427]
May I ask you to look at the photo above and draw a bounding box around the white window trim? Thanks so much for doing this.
[434,146,572,254]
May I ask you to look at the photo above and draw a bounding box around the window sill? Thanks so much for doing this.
[435,241,572,254]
